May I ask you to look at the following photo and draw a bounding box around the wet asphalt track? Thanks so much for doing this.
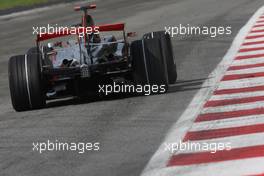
[0,0,263,175]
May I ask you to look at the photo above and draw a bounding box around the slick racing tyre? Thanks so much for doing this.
[143,31,177,84]
[8,54,46,111]
[131,38,168,93]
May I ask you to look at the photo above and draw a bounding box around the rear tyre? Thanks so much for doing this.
[143,31,177,84]
[8,54,46,111]
[131,38,168,94]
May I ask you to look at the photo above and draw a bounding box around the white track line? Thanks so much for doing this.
[217,77,264,90]
[241,43,264,49]
[251,26,264,31]
[190,114,264,131]
[248,31,264,36]
[226,66,264,75]
[236,50,264,56]
[255,21,264,25]
[244,37,264,43]
[210,91,264,100]
[202,101,264,114]
[231,57,264,66]
[141,5,264,176]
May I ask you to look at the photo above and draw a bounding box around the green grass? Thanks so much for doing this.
[0,0,48,10]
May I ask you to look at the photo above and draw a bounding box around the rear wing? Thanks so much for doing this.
[36,23,125,42]
[74,4,96,11]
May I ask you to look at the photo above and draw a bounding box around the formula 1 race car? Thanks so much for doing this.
[8,4,177,111]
